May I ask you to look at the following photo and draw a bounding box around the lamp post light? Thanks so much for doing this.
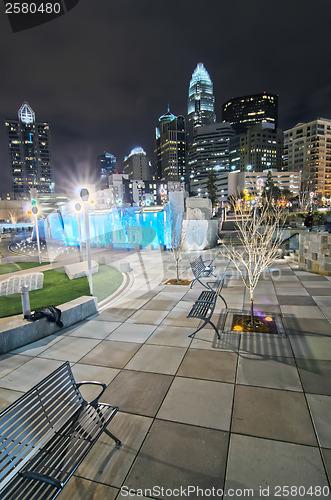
[30,188,41,264]
[75,202,83,263]
[80,188,93,295]
[32,205,41,264]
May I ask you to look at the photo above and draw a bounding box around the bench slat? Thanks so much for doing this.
[1,404,118,500]
[187,279,227,340]
[190,256,216,289]
[0,378,82,477]
[0,362,120,500]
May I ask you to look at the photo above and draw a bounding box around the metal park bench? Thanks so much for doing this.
[187,280,227,339]
[190,255,216,288]
[0,361,121,500]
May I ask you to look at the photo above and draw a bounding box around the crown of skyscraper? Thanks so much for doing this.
[18,102,35,124]
[189,63,213,88]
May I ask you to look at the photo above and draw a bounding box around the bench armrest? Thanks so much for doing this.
[206,280,222,290]
[76,381,107,408]
[19,471,64,489]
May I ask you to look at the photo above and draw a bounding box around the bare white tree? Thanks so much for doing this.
[8,211,18,226]
[222,202,286,327]
[298,191,312,213]
[169,213,186,283]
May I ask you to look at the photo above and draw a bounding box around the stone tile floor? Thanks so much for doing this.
[0,248,331,499]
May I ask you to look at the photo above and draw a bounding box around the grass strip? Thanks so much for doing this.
[0,265,123,318]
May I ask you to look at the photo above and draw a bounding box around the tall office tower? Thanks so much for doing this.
[237,123,283,172]
[189,122,235,191]
[5,102,53,195]
[154,110,186,182]
[187,63,216,147]
[222,93,278,135]
[123,147,151,180]
[283,118,331,198]
[96,152,116,188]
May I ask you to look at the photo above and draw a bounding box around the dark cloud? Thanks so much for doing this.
[1,0,331,192]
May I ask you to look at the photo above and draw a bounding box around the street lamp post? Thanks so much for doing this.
[80,188,93,295]
[32,206,41,264]
[75,202,83,262]
[30,189,42,264]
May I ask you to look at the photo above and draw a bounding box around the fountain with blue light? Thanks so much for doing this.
[36,205,172,250]
[33,190,218,254]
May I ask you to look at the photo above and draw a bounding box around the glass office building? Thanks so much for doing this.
[5,102,53,195]
[187,63,216,144]
[222,93,278,135]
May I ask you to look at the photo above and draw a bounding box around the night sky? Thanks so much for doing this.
[1,0,331,194]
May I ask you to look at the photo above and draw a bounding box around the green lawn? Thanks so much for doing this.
[0,265,123,318]
[0,262,50,275]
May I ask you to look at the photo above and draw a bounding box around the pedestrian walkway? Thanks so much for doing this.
[0,248,330,499]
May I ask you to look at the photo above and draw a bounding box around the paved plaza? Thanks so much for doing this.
[0,248,331,499]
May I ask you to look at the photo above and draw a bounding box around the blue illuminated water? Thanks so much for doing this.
[39,206,171,249]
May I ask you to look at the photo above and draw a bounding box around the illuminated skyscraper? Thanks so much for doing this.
[154,110,186,182]
[222,93,278,134]
[237,123,283,172]
[123,147,151,180]
[189,122,235,186]
[96,152,116,188]
[187,63,216,145]
[5,102,53,195]
[283,118,331,198]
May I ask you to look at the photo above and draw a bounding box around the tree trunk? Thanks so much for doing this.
[176,259,180,283]
[250,298,254,326]
[250,288,255,326]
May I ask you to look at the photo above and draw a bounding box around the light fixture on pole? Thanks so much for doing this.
[75,202,83,262]
[30,189,41,264]
[80,188,93,295]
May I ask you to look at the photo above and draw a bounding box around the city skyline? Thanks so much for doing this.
[0,0,331,193]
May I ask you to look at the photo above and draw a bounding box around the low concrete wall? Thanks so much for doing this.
[298,232,331,275]
[0,256,40,264]
[0,296,98,354]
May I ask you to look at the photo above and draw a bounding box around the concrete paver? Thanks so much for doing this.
[1,248,331,498]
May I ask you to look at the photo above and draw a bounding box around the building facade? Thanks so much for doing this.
[96,152,116,188]
[235,123,283,172]
[222,93,278,135]
[154,110,186,182]
[191,170,301,204]
[188,122,235,191]
[231,170,301,198]
[104,174,183,207]
[123,147,151,180]
[187,63,216,143]
[5,102,53,195]
[283,118,331,198]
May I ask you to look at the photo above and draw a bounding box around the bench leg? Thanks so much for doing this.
[190,278,197,288]
[104,428,122,447]
[190,277,210,289]
[219,293,228,309]
[188,319,220,339]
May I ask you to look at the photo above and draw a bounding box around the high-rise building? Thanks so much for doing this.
[188,122,235,192]
[187,63,216,146]
[96,152,116,188]
[5,102,53,195]
[283,118,331,198]
[222,93,278,135]
[154,110,186,182]
[235,123,283,172]
[123,147,151,180]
